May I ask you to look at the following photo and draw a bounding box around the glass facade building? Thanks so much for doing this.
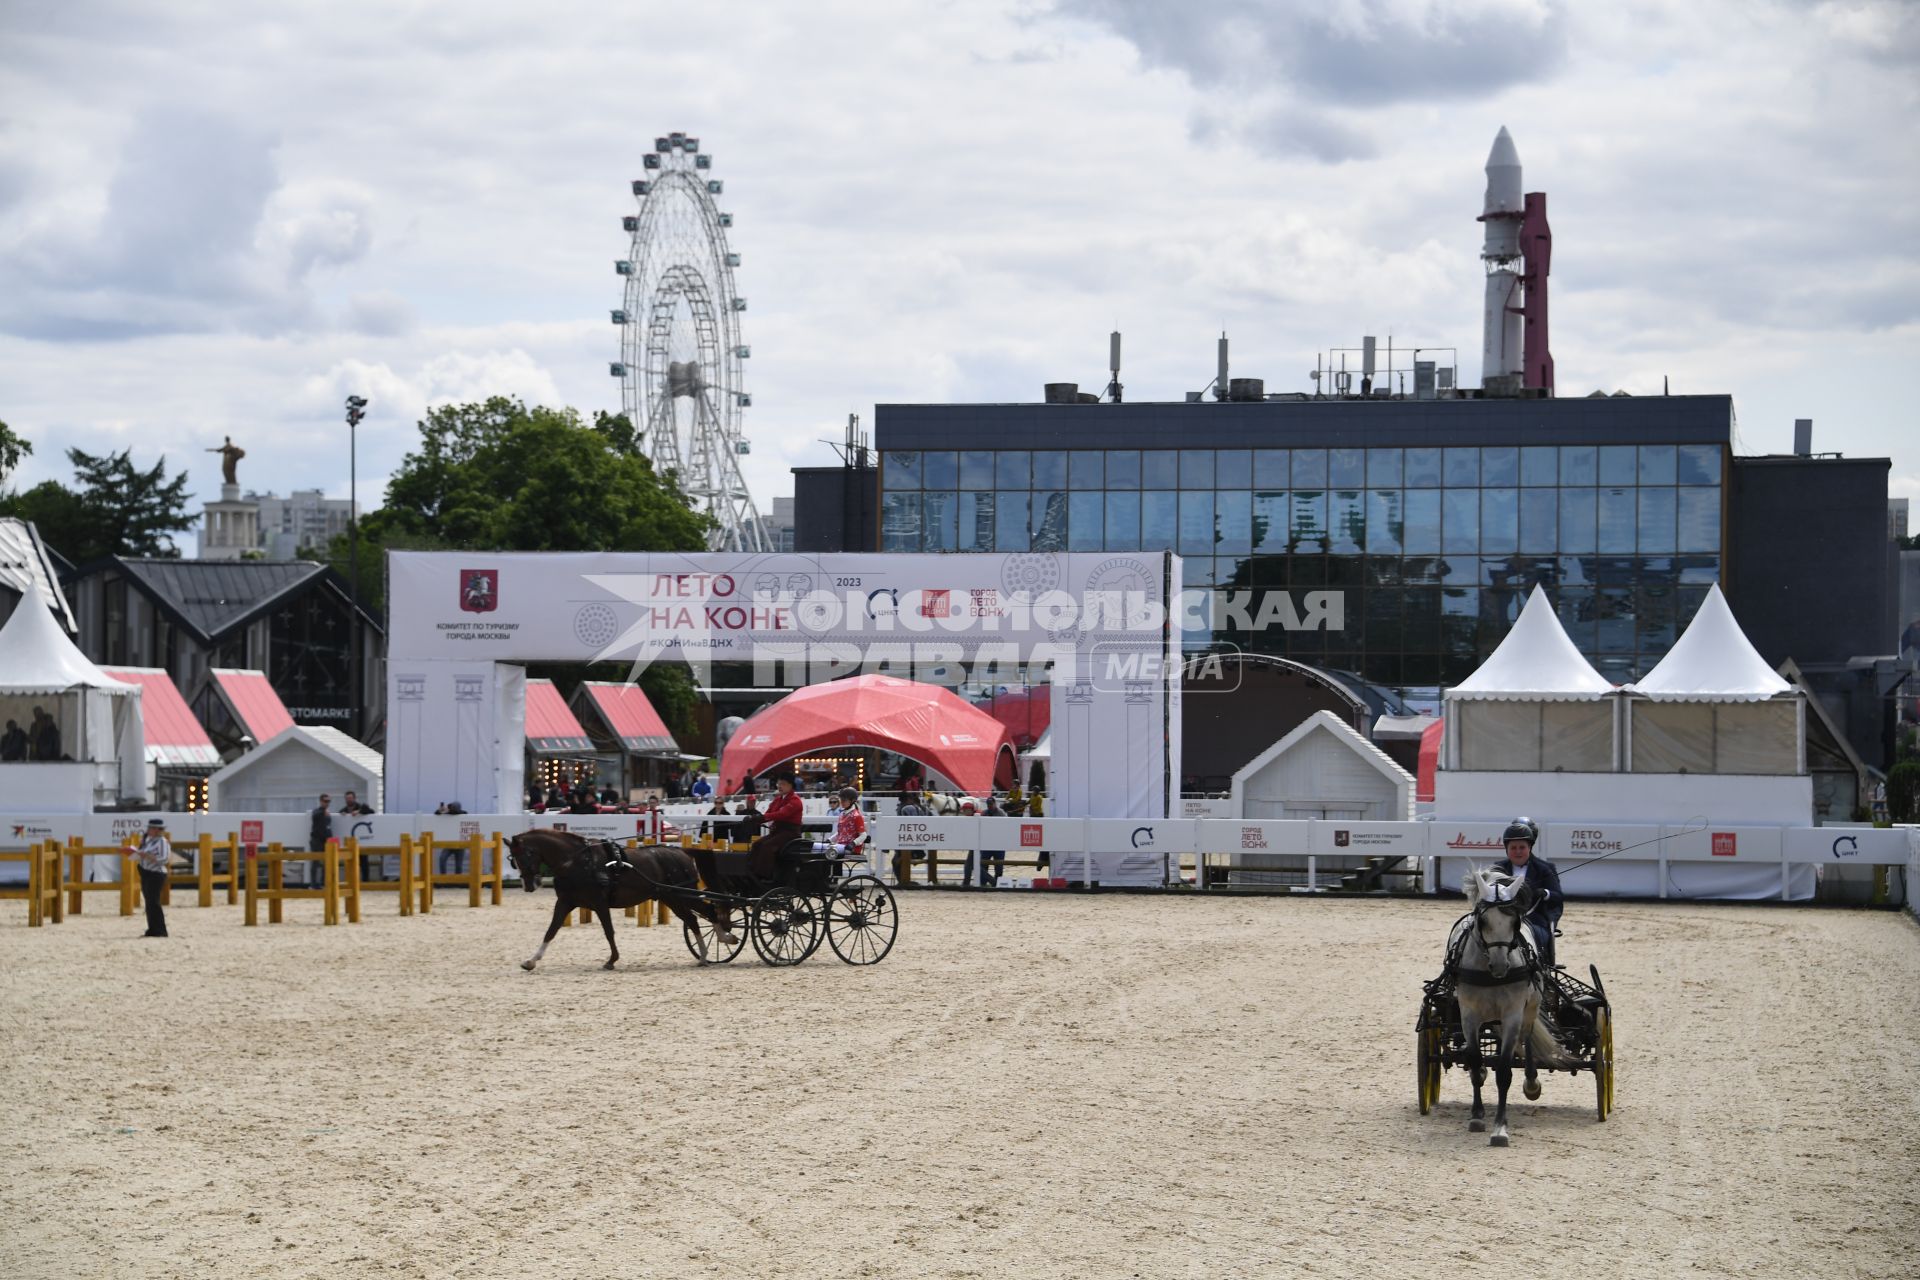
[873,396,1733,693]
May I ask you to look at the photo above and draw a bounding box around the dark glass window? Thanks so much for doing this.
[1556,587,1595,648]
[1677,487,1720,552]
[1519,488,1557,552]
[1560,445,1597,485]
[1031,491,1068,550]
[1141,491,1178,548]
[923,490,958,550]
[1216,449,1252,486]
[1443,489,1479,553]
[1367,490,1403,555]
[883,451,921,490]
[1481,488,1518,554]
[1482,446,1519,486]
[1105,491,1140,550]
[1330,448,1365,488]
[1068,492,1103,550]
[1329,490,1365,555]
[1254,449,1289,487]
[1142,450,1178,488]
[924,452,958,490]
[1105,450,1141,488]
[959,450,995,490]
[1405,447,1442,487]
[1636,580,1677,656]
[1678,444,1721,486]
[1180,450,1215,488]
[1068,451,1103,490]
[1638,487,1676,553]
[996,450,1029,490]
[1559,488,1597,554]
[1595,586,1636,653]
[1444,447,1480,487]
[1253,492,1288,553]
[1290,490,1327,551]
[1215,489,1252,555]
[957,491,995,552]
[1031,451,1066,489]
[1638,444,1676,485]
[1367,447,1403,487]
[995,491,1029,551]
[881,492,920,551]
[1402,489,1441,554]
[1292,449,1328,487]
[1598,445,1637,486]
[1521,446,1557,486]
[1179,491,1216,555]
[1598,488,1636,553]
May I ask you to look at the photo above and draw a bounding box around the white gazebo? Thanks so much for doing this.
[0,583,147,812]
[1444,584,1617,774]
[208,724,384,814]
[1233,710,1414,821]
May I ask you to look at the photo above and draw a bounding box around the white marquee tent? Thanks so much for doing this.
[0,582,146,811]
[1621,583,1801,775]
[1444,585,1617,773]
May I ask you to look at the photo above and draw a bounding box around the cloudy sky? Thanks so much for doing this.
[2,0,1916,535]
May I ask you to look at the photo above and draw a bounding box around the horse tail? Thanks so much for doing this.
[1527,1003,1576,1069]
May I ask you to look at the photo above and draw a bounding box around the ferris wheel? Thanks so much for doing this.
[612,131,767,552]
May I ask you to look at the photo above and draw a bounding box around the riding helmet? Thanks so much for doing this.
[1501,816,1540,846]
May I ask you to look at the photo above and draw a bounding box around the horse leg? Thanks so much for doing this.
[1522,985,1544,1099]
[597,904,619,970]
[1490,1019,1519,1147]
[522,896,570,970]
[1464,1011,1487,1132]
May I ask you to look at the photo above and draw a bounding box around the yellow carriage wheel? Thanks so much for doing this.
[1592,1008,1613,1122]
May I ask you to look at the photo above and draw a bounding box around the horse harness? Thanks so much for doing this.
[1443,901,1542,989]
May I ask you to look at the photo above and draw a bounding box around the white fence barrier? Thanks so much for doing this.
[2,812,1910,902]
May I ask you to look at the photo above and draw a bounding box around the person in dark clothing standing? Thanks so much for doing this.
[128,818,171,937]
[0,719,26,761]
[308,793,333,887]
[31,706,61,761]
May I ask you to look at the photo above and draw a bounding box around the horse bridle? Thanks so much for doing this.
[1471,897,1534,964]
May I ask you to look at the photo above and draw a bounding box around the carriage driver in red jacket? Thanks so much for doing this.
[749,773,807,882]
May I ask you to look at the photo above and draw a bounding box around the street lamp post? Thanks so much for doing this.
[345,396,368,739]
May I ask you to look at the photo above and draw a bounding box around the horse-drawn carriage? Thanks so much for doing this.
[681,836,898,968]
[1415,936,1615,1122]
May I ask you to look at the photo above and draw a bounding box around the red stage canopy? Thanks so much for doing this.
[720,674,1016,796]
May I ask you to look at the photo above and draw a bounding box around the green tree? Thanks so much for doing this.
[380,398,710,552]
[0,446,195,561]
[0,419,30,483]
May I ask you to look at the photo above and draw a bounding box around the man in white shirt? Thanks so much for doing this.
[128,818,171,938]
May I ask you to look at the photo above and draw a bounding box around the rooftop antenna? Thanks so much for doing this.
[1214,332,1229,401]
[1106,331,1124,403]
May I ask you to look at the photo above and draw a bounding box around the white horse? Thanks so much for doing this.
[1451,867,1571,1146]
[919,791,985,816]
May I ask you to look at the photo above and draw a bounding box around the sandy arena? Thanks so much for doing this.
[4,888,1917,1279]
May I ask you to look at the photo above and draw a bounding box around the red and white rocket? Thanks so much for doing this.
[1478,127,1554,394]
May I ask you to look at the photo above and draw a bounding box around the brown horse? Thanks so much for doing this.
[506,830,721,971]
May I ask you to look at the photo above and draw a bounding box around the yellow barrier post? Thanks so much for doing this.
[345,840,361,924]
[269,848,285,924]
[396,834,414,917]
[244,845,259,926]
[417,832,434,915]
[466,833,483,908]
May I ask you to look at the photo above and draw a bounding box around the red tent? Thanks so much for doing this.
[1417,718,1443,803]
[720,674,1016,796]
[973,686,1051,751]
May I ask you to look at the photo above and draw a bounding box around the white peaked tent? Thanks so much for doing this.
[0,582,148,809]
[1445,585,1617,772]
[1622,583,1801,775]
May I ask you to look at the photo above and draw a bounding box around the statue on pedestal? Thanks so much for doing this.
[207,436,245,487]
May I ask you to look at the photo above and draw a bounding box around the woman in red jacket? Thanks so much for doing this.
[751,773,806,881]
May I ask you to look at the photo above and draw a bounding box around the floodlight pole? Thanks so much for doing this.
[345,396,368,739]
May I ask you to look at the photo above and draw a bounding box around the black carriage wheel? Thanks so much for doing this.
[825,874,898,966]
[1416,1023,1435,1115]
[1592,1007,1614,1122]
[683,909,746,966]
[751,887,822,967]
